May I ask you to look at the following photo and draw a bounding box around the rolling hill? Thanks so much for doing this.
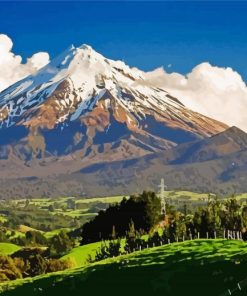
[1,239,247,296]
[0,243,20,255]
[74,126,247,196]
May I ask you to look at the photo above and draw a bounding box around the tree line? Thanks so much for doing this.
[81,191,161,244]
[83,192,247,262]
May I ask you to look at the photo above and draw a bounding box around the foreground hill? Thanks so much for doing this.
[1,239,247,296]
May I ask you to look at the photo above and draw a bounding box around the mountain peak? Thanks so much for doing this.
[0,43,227,141]
[212,125,247,140]
[226,126,245,134]
[79,44,93,50]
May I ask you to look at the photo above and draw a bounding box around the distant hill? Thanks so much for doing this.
[70,126,247,196]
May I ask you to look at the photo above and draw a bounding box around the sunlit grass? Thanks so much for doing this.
[2,239,247,296]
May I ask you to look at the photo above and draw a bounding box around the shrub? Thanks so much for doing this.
[49,230,74,256]
[26,254,47,277]
[46,258,74,273]
[26,231,48,246]
[94,239,121,262]
[0,256,23,281]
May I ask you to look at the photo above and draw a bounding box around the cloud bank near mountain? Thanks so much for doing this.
[0,34,50,92]
[1,33,247,131]
[143,63,247,131]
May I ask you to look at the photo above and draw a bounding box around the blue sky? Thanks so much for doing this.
[1,1,247,79]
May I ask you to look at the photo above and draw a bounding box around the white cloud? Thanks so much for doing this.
[0,34,50,92]
[1,34,247,132]
[143,63,247,131]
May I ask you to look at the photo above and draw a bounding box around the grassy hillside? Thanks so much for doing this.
[61,241,102,267]
[1,239,247,296]
[61,239,129,267]
[44,228,71,239]
[0,243,21,255]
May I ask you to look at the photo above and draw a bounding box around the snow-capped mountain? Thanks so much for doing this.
[0,44,226,133]
[0,44,230,198]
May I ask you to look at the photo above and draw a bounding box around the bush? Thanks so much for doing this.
[94,240,121,262]
[12,247,48,260]
[11,248,49,277]
[0,272,9,283]
[46,258,74,273]
[49,230,74,256]
[0,256,23,281]
[26,254,47,277]
[25,231,48,246]
[148,231,162,247]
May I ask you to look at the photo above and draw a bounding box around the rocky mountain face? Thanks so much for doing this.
[0,44,243,198]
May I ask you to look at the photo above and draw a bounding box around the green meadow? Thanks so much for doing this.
[2,192,247,295]
[0,243,20,255]
[1,239,247,296]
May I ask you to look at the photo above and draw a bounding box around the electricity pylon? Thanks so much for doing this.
[159,178,167,215]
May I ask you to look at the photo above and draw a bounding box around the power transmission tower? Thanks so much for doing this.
[159,178,167,215]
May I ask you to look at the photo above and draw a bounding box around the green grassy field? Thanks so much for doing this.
[165,190,209,200]
[44,228,71,239]
[2,239,247,296]
[61,241,102,267]
[0,243,21,255]
[11,195,125,222]
[61,239,129,267]
[0,195,127,235]
[0,216,7,223]
[75,196,124,204]
[6,192,247,232]
[162,190,247,202]
[19,195,124,208]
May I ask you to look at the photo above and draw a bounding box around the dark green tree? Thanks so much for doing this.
[81,191,161,244]
[50,230,74,256]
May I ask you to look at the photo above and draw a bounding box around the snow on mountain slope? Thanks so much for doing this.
[0,44,227,134]
[0,44,143,126]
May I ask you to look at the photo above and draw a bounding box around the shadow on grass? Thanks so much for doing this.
[2,257,247,296]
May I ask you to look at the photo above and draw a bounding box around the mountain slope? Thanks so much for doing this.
[0,44,226,136]
[0,44,231,197]
[0,45,227,159]
[166,126,247,164]
[66,127,247,196]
